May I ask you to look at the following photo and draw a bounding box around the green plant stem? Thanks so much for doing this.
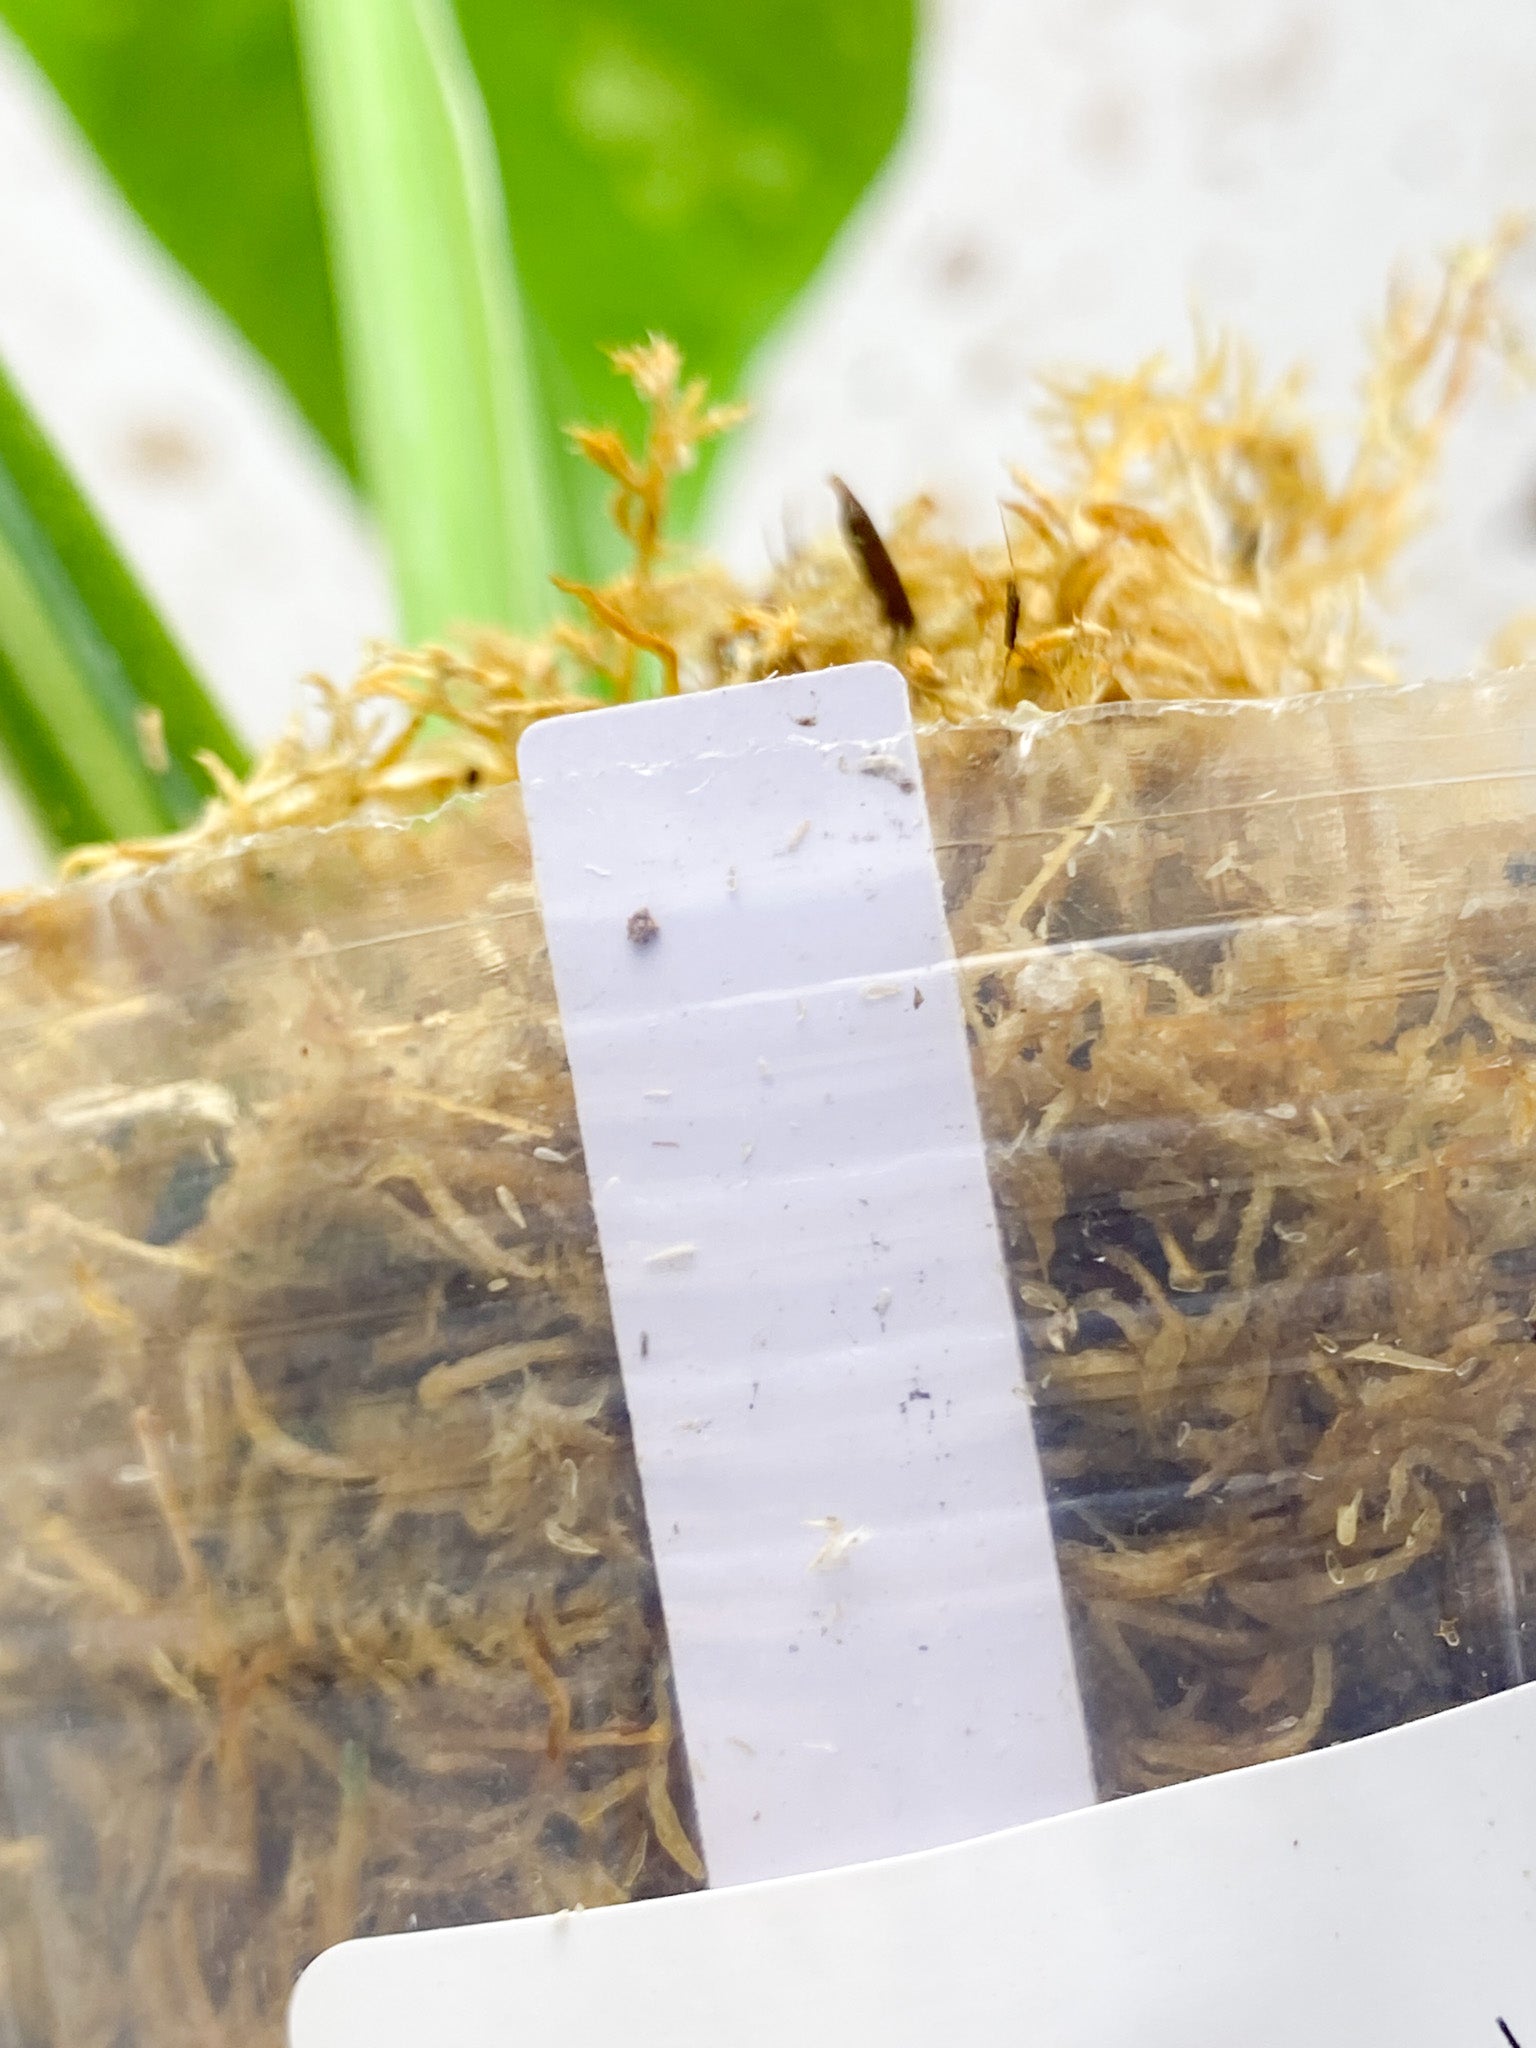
[292,0,558,643]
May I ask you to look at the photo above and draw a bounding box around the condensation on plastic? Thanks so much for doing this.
[0,667,1533,2042]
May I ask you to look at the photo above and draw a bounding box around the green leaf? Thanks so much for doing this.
[292,0,557,643]
[0,356,249,851]
[0,0,914,577]
[464,0,916,568]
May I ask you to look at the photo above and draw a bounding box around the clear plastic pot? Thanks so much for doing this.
[0,667,1533,2041]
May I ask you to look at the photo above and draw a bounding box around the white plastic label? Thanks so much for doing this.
[515,663,1092,1886]
[291,1682,1536,2048]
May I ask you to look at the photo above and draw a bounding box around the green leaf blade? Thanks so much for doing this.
[465,0,917,566]
[0,360,250,852]
[292,0,558,642]
[0,635,126,850]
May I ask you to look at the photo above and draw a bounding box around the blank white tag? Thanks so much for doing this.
[516,664,1092,1885]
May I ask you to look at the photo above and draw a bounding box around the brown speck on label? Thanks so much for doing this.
[913,986,925,1009]
[793,713,818,727]
[627,907,661,946]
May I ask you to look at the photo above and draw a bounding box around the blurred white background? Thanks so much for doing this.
[1,0,1535,887]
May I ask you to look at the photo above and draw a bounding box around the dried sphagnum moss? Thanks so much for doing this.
[0,229,1531,2045]
[64,222,1524,880]
[0,802,702,2046]
[924,672,1536,1794]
